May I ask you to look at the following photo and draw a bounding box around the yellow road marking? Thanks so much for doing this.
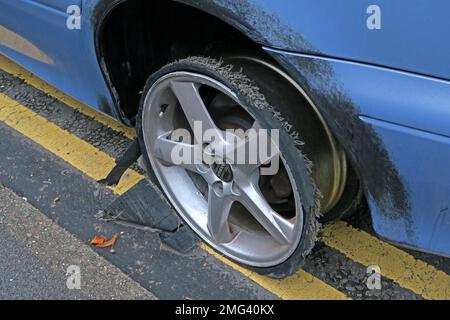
[3,54,449,301]
[322,222,450,300]
[0,93,142,195]
[0,92,348,300]
[0,54,136,139]
[201,244,349,300]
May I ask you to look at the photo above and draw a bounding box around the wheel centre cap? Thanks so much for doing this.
[212,163,234,183]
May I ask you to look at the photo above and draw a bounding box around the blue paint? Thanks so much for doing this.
[31,0,81,13]
[0,0,449,256]
[362,116,450,257]
[0,0,115,116]
[266,48,450,256]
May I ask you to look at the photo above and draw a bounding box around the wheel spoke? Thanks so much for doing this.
[238,181,294,245]
[144,72,304,266]
[207,186,234,243]
[170,81,222,143]
[154,133,201,173]
[229,129,281,177]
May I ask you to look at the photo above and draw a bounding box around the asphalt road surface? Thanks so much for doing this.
[0,54,449,300]
[0,185,154,300]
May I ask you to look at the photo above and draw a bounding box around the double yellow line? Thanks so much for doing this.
[0,91,347,300]
[0,55,136,139]
[322,223,450,300]
[0,55,449,300]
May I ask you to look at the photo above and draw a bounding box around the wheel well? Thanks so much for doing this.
[97,0,364,218]
[98,0,262,124]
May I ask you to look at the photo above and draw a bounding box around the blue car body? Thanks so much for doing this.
[1,0,449,257]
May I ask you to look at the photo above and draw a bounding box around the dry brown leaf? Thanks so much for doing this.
[96,234,119,248]
[90,235,107,246]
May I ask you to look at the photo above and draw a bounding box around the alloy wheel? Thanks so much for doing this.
[141,72,304,267]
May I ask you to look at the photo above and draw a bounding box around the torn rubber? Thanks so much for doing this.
[137,57,323,278]
[173,57,322,259]
[98,179,199,253]
[99,179,180,232]
[98,138,142,187]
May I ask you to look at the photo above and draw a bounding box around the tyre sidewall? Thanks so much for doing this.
[136,58,319,278]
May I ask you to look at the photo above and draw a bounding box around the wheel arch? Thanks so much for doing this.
[93,0,268,125]
[92,0,364,218]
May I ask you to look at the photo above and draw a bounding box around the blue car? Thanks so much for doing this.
[1,0,449,278]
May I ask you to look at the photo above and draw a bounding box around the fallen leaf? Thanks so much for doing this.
[90,235,107,246]
[96,234,119,248]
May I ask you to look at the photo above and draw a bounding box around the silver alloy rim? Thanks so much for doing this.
[226,55,348,215]
[141,72,304,267]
